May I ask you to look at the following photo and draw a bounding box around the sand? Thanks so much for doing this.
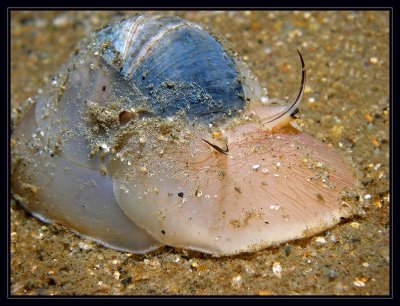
[10,10,390,295]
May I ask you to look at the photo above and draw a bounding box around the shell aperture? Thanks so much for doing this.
[11,14,358,256]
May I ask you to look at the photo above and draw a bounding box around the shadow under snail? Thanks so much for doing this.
[11,14,358,256]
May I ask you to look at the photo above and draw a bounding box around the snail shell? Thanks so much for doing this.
[11,14,357,256]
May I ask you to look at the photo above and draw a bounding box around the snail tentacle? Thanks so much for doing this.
[261,49,306,128]
[201,138,229,155]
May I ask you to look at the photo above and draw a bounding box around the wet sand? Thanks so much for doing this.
[10,11,389,295]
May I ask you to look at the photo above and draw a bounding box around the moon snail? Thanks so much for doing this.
[11,15,358,256]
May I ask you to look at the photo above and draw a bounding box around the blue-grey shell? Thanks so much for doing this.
[95,15,245,122]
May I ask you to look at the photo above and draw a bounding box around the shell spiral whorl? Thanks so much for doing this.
[96,15,247,122]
